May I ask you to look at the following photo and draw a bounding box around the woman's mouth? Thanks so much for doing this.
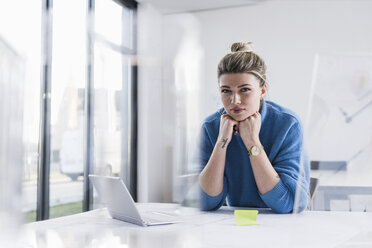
[231,107,244,114]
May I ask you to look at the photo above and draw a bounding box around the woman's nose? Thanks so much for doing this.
[231,93,241,104]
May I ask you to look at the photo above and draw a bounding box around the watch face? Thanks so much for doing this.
[251,146,260,156]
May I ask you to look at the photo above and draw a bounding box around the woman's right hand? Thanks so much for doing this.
[218,114,238,149]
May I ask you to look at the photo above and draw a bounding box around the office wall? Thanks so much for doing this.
[138,0,372,203]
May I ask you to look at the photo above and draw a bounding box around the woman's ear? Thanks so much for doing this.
[260,84,267,98]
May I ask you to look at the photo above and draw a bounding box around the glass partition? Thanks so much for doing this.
[307,53,372,211]
[0,36,26,245]
[161,13,204,206]
[0,1,42,223]
[0,2,41,241]
[93,42,124,179]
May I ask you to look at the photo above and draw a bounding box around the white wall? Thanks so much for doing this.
[138,0,372,203]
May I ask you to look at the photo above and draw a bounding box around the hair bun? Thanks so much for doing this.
[230,42,254,53]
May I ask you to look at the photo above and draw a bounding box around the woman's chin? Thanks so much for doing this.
[234,117,247,122]
[229,113,249,122]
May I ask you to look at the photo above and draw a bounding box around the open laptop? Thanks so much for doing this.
[89,175,177,227]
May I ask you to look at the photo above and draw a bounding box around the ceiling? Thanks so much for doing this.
[136,0,268,14]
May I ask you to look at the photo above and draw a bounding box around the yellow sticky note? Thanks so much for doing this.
[234,210,259,226]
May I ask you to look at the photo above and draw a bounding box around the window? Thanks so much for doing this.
[48,0,87,219]
[0,0,137,222]
[92,0,138,207]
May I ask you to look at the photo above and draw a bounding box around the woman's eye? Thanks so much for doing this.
[241,88,250,92]
[221,89,231,93]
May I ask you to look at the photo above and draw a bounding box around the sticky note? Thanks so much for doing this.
[234,210,259,226]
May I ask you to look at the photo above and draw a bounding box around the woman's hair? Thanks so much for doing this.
[217,42,267,87]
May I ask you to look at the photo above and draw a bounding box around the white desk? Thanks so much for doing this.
[17,203,372,248]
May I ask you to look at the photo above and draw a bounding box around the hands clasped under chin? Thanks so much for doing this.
[218,112,261,149]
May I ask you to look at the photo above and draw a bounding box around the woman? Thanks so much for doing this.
[199,42,310,213]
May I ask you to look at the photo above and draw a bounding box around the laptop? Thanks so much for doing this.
[89,175,177,227]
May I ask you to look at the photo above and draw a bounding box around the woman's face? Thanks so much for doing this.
[219,73,266,121]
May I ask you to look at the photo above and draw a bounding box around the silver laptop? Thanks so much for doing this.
[89,175,177,227]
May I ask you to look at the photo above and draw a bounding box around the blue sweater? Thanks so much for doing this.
[199,100,310,213]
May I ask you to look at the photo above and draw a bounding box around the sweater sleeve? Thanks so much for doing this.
[198,123,227,211]
[200,177,228,211]
[259,121,310,214]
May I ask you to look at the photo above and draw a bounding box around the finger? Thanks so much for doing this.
[221,115,231,125]
[223,115,238,125]
[221,114,234,122]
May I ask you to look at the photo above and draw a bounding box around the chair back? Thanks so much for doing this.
[308,177,319,209]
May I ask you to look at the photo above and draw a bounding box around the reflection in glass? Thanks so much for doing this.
[307,53,372,211]
[0,1,42,223]
[93,42,127,180]
[168,14,204,206]
[0,36,25,246]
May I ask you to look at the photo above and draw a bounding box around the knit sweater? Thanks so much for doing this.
[199,100,310,213]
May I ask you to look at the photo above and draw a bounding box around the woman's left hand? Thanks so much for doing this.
[239,111,262,148]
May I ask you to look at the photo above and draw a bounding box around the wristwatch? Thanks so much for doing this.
[248,145,261,156]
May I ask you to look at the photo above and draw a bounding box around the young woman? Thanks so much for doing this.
[198,42,309,213]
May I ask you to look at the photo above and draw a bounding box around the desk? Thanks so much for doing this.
[17,203,372,248]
